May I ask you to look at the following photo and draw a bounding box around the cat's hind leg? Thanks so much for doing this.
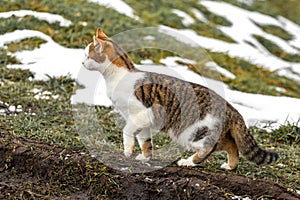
[177,126,219,167]
[177,146,214,167]
[220,138,239,170]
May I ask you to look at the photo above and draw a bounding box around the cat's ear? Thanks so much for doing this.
[96,28,108,39]
[93,35,100,46]
[93,36,103,52]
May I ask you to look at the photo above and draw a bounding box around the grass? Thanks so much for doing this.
[0,48,80,148]
[209,51,300,98]
[0,0,141,48]
[1,0,299,98]
[124,0,235,42]
[254,35,300,62]
[6,37,47,53]
[0,0,300,196]
[255,24,294,41]
[219,0,300,26]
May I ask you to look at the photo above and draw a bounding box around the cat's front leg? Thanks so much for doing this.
[123,133,135,157]
[136,128,152,162]
[123,122,140,157]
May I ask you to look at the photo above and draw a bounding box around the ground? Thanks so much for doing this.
[1,135,299,200]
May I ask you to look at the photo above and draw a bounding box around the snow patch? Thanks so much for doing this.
[88,0,139,20]
[172,9,195,26]
[199,1,300,75]
[31,88,59,100]
[0,10,72,27]
[237,0,254,6]
[160,56,196,66]
[0,29,83,80]
[205,61,236,79]
[191,8,208,23]
[0,101,35,116]
[277,16,300,49]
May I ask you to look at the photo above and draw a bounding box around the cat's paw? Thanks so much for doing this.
[220,163,235,170]
[135,154,150,162]
[124,150,133,158]
[177,158,196,167]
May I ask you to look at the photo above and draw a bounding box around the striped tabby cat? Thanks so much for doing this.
[82,28,278,170]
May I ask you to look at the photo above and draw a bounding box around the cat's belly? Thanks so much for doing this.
[167,114,220,151]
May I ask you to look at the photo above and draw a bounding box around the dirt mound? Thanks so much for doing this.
[0,135,299,199]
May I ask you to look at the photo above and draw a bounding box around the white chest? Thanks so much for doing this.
[105,69,147,118]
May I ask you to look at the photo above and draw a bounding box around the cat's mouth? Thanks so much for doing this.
[82,59,89,69]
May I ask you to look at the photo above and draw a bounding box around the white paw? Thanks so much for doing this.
[177,158,196,167]
[124,150,133,158]
[220,163,234,170]
[135,154,150,162]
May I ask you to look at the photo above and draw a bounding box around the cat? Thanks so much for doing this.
[82,28,278,170]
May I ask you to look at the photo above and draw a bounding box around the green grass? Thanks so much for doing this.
[219,0,300,26]
[0,0,141,48]
[1,0,299,98]
[209,51,300,98]
[6,37,47,53]
[254,35,300,62]
[0,48,80,148]
[124,0,235,42]
[256,24,294,41]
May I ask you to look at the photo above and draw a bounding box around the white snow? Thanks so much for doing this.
[0,30,83,80]
[162,1,300,81]
[0,10,72,27]
[31,88,59,100]
[237,0,254,6]
[277,16,300,50]
[88,0,139,20]
[191,8,208,23]
[172,9,195,26]
[205,61,236,79]
[0,4,299,131]
[0,101,35,116]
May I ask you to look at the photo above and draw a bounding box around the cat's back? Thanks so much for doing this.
[134,71,226,113]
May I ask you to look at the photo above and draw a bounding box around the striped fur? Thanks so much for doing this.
[82,28,279,170]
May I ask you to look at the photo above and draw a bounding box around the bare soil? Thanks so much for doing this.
[0,135,299,200]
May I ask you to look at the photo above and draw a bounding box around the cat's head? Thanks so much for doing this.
[82,28,134,73]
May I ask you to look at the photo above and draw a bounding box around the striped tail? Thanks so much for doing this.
[230,113,279,165]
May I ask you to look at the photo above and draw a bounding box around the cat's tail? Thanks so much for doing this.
[230,112,278,165]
